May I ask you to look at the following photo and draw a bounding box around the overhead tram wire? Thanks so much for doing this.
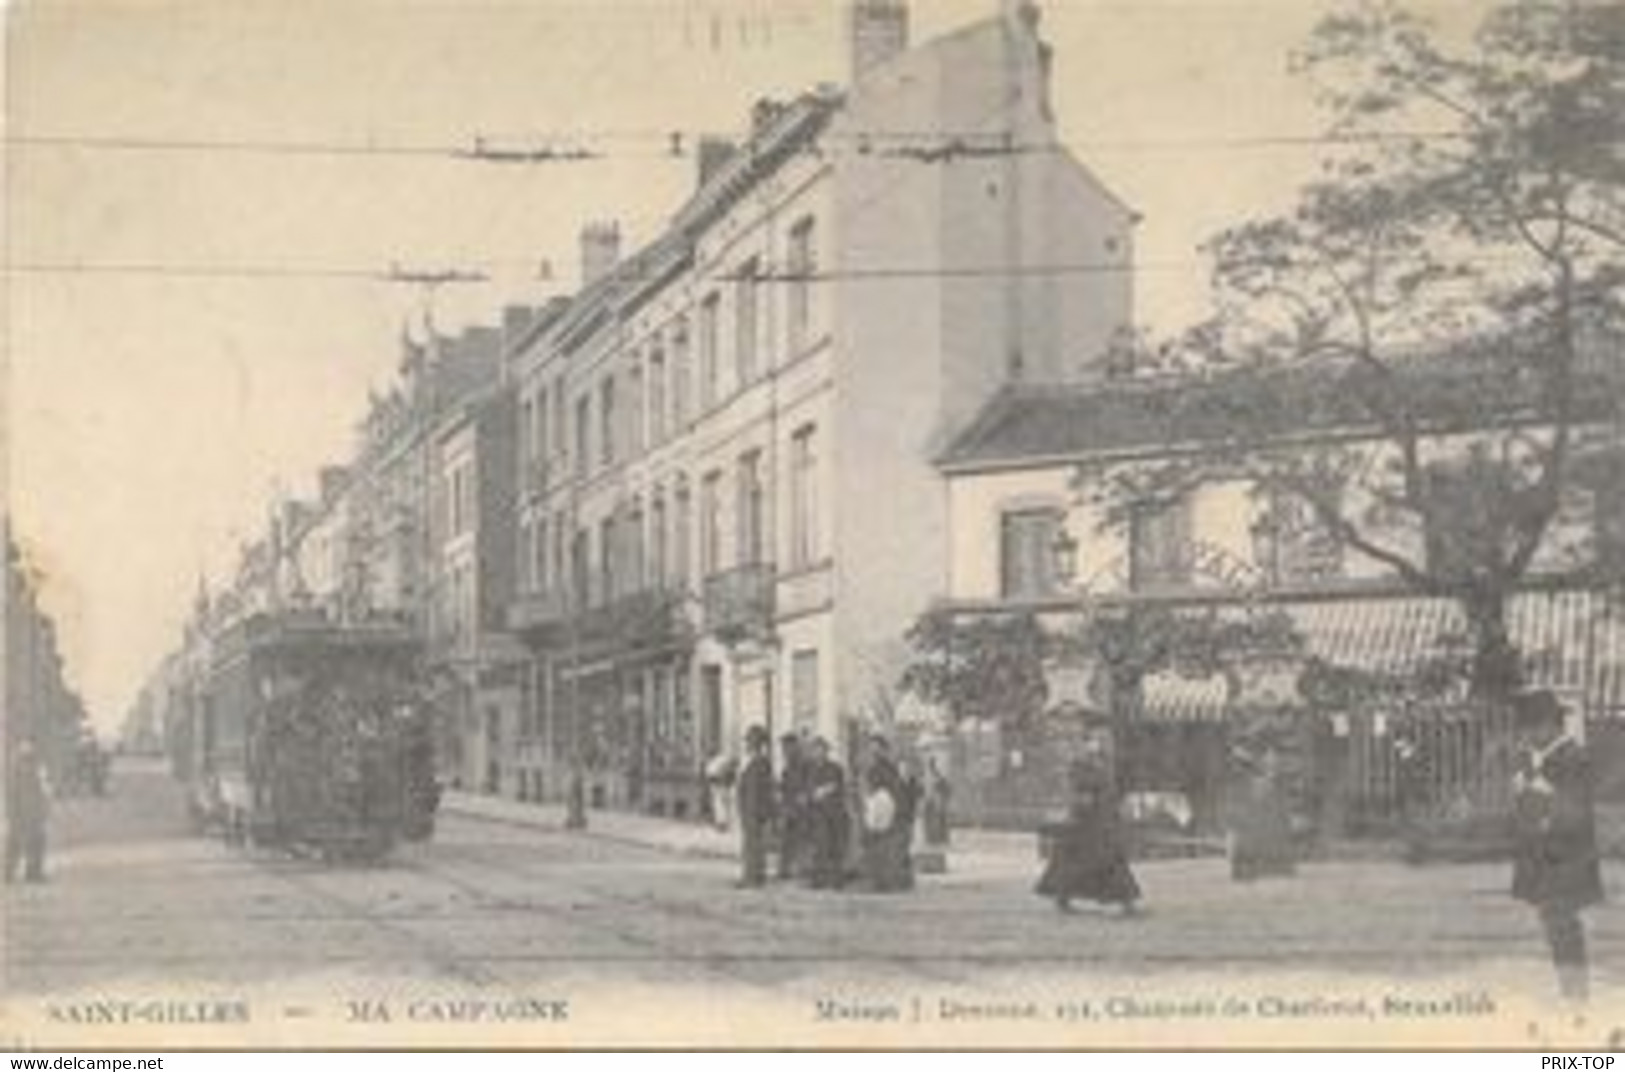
[2,118,1501,290]
[6,127,1472,162]
[5,250,1536,287]
[7,260,496,285]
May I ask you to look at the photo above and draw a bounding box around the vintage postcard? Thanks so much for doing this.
[4,0,1623,1050]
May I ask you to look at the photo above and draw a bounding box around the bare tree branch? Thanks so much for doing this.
[1249,461,1437,592]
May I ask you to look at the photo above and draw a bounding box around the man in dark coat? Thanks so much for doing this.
[804,737,848,889]
[777,734,809,881]
[6,741,50,884]
[735,726,774,888]
[1510,689,1603,1004]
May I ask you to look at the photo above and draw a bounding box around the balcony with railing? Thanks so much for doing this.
[576,586,694,652]
[702,562,776,642]
[506,588,569,638]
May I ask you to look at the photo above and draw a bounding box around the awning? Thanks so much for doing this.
[1137,588,1624,723]
[1140,673,1230,724]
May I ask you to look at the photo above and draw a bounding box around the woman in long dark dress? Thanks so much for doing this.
[1035,756,1141,915]
[860,746,915,893]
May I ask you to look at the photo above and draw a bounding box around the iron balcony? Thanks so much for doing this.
[702,562,776,642]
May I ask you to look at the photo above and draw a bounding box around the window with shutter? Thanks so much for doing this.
[999,508,1062,599]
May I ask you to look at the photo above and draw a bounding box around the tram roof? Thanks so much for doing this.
[220,610,422,659]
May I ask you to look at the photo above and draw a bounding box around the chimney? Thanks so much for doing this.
[751,98,787,138]
[850,0,909,81]
[579,222,621,287]
[1002,0,1042,31]
[501,303,536,347]
[696,137,735,189]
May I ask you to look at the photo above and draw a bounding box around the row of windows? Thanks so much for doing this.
[444,460,475,540]
[517,217,821,486]
[999,490,1346,601]
[435,559,478,652]
[520,424,822,605]
[998,471,1625,602]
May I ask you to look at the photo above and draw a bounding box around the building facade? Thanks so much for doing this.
[936,359,1625,833]
[347,326,504,628]
[426,386,522,792]
[504,0,1134,814]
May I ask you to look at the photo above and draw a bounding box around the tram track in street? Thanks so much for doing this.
[250,853,507,988]
[401,831,1047,990]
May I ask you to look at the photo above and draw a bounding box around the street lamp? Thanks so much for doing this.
[1049,524,1132,782]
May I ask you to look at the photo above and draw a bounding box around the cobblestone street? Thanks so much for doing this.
[5,760,1623,1047]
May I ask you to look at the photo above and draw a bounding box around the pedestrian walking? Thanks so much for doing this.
[777,734,810,881]
[734,726,774,888]
[804,737,849,889]
[1035,754,1141,916]
[1510,688,1603,1005]
[6,741,50,884]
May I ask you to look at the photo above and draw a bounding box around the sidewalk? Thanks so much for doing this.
[442,789,1040,878]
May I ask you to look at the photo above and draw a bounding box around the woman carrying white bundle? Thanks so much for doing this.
[859,744,915,893]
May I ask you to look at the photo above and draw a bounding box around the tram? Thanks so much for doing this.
[183,610,439,862]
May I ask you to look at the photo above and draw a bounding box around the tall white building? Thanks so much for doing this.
[504,0,1135,814]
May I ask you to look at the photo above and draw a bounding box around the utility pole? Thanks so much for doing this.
[379,264,490,336]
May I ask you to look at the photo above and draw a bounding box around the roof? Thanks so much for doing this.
[939,351,1624,472]
[511,92,839,364]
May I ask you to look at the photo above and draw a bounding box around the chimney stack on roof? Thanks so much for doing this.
[579,222,622,288]
[501,303,538,347]
[751,98,787,138]
[696,137,736,190]
[850,0,909,81]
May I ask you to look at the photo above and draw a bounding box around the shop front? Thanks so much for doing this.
[516,587,701,817]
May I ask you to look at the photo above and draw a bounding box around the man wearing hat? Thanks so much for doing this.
[735,725,775,888]
[1510,688,1603,1004]
[6,740,50,884]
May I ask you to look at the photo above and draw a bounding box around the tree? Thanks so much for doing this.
[1117,0,1624,704]
[898,602,1303,732]
[898,608,1051,734]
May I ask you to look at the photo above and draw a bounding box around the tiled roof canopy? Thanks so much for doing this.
[940,351,1623,470]
[1138,589,1625,722]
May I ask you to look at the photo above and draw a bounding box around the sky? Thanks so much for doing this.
[5,0,1488,731]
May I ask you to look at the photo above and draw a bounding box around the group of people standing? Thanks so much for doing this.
[733,726,944,894]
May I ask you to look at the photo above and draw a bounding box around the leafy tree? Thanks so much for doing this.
[899,608,1052,734]
[1107,0,1624,704]
[899,603,1304,728]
